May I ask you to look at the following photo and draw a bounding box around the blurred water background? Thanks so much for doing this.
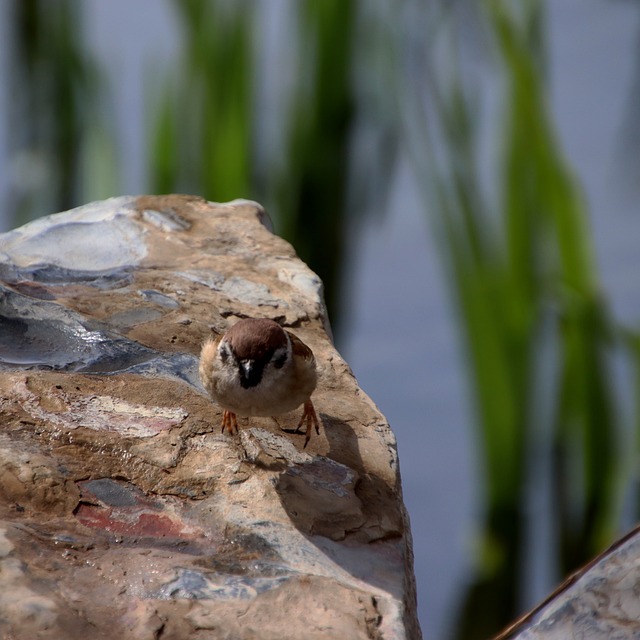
[1,1,639,638]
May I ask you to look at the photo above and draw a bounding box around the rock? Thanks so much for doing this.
[496,525,640,639]
[0,195,421,639]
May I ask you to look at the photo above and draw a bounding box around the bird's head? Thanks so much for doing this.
[218,318,290,389]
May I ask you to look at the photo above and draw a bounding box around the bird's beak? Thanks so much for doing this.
[241,360,254,379]
[239,359,262,389]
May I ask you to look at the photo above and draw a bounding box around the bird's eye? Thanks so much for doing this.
[273,349,287,369]
[219,344,230,363]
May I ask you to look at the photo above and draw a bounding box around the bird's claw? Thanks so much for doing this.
[295,399,320,448]
[222,410,238,435]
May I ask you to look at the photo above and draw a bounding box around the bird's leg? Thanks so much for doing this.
[222,410,239,435]
[295,399,320,448]
[221,411,230,434]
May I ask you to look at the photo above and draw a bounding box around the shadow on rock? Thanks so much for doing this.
[238,415,408,606]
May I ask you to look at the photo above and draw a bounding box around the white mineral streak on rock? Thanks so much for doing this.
[178,271,285,308]
[0,196,145,270]
[220,276,282,308]
[239,427,312,466]
[0,528,14,557]
[177,269,226,289]
[277,263,325,306]
[141,207,191,232]
[13,379,187,437]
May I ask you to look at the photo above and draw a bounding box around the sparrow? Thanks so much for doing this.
[199,318,320,447]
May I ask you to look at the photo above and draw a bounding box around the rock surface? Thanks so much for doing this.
[0,195,421,640]
[495,524,640,640]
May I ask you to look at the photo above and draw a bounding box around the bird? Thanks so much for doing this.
[199,317,320,447]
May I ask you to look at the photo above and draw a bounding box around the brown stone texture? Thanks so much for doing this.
[0,195,421,639]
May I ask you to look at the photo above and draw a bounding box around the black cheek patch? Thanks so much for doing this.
[239,362,265,389]
[273,352,287,369]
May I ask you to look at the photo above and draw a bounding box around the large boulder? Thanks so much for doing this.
[0,195,421,640]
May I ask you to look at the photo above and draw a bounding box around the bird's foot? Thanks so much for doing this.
[222,410,239,435]
[295,399,320,448]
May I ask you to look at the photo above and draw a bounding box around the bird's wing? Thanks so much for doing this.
[286,331,315,363]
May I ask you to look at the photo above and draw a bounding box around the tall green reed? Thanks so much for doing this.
[6,0,109,227]
[407,0,636,636]
[150,0,253,202]
[266,1,356,323]
[150,0,359,330]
